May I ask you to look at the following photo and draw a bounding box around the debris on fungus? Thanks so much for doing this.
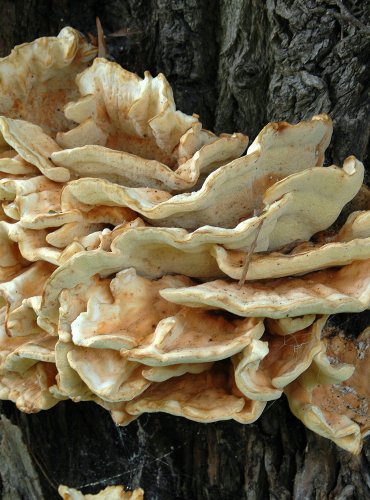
[0,28,368,455]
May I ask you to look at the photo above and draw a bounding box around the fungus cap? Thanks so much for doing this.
[214,210,370,280]
[60,115,335,230]
[160,259,370,318]
[284,330,368,455]
[57,58,199,165]
[0,117,69,182]
[233,316,326,401]
[126,364,266,424]
[51,133,248,191]
[0,27,96,135]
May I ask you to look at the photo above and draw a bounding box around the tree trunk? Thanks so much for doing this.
[0,1,369,499]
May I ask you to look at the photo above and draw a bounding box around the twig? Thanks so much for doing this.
[96,17,107,58]
[238,210,263,288]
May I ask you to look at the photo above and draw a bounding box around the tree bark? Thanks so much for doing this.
[0,1,369,499]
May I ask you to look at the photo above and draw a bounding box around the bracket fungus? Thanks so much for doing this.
[0,28,368,455]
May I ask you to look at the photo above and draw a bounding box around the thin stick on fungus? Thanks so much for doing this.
[96,17,107,58]
[238,210,264,288]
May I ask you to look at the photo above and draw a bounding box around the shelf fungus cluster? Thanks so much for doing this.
[0,28,368,455]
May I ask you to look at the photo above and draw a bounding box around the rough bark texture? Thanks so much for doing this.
[0,1,369,499]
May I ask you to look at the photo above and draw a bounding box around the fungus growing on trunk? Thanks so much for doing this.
[0,29,368,455]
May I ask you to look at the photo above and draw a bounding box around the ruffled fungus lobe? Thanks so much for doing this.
[67,267,264,360]
[284,326,369,454]
[125,363,266,424]
[59,114,337,230]
[51,132,248,192]
[160,259,370,317]
[214,210,370,280]
[0,28,96,135]
[56,58,202,162]
[0,117,69,181]
[0,362,60,412]
[232,316,326,401]
[0,28,368,455]
[67,347,151,402]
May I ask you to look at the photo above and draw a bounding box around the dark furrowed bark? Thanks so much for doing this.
[0,1,369,499]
